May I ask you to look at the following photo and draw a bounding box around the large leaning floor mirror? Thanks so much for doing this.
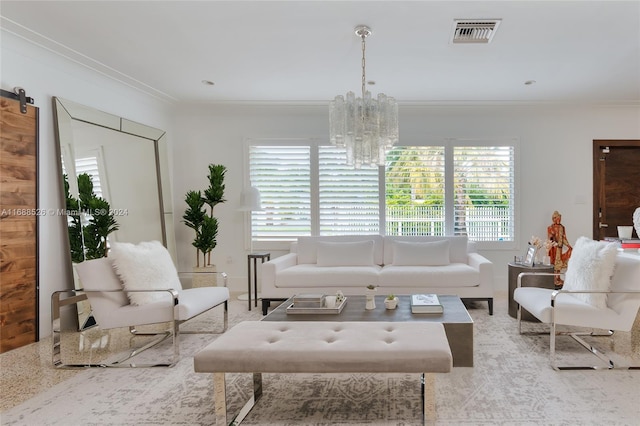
[53,97,175,330]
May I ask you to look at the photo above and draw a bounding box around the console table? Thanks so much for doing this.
[508,262,555,321]
[246,252,270,311]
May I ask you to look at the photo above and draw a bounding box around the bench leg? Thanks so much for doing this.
[213,373,227,425]
[422,373,436,425]
[214,373,263,426]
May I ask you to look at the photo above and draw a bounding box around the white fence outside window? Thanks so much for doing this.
[386,205,511,241]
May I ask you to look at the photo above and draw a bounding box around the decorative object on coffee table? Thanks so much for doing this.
[365,284,377,310]
[384,294,398,310]
[634,207,640,237]
[411,294,444,314]
[286,296,347,315]
[292,293,325,308]
[324,295,337,308]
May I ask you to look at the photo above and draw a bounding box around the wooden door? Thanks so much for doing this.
[593,140,640,240]
[0,90,39,352]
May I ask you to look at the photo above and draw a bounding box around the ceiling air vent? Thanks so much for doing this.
[452,19,501,44]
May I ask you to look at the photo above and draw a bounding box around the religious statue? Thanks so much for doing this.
[547,211,572,286]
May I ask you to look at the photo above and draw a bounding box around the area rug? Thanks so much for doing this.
[2,297,639,425]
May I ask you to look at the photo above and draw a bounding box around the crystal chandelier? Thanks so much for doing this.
[329,25,399,169]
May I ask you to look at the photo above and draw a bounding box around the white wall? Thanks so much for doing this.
[1,32,173,337]
[173,103,640,295]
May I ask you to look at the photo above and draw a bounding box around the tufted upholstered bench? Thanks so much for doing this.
[194,321,452,425]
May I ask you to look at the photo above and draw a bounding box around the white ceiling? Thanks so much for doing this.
[2,1,639,105]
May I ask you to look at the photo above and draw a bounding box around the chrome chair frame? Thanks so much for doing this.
[516,272,640,371]
[52,272,228,369]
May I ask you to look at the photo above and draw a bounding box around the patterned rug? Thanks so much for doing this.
[2,296,639,425]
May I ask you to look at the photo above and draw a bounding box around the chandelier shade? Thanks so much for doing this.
[329,25,399,169]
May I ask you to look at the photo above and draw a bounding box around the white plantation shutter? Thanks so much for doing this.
[385,146,446,236]
[318,147,379,235]
[453,145,514,241]
[250,145,311,240]
[248,140,516,244]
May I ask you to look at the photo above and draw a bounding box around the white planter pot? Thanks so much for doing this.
[384,297,398,310]
[192,265,217,288]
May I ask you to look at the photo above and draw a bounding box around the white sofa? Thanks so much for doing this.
[261,235,494,315]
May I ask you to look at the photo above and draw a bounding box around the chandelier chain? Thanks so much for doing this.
[361,32,366,100]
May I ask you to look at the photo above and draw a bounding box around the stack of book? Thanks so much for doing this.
[604,237,640,250]
[621,239,640,249]
[411,294,444,314]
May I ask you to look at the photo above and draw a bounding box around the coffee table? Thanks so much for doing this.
[262,294,473,367]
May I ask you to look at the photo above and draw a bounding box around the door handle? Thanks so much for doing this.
[599,222,609,228]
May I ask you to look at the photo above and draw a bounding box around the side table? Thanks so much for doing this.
[247,252,270,311]
[508,262,555,321]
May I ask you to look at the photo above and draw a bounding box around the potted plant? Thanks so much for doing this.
[384,294,399,310]
[182,164,226,287]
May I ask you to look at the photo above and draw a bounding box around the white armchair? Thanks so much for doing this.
[52,242,229,368]
[514,238,640,370]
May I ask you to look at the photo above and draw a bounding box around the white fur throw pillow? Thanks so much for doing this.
[562,236,618,309]
[316,240,375,267]
[109,240,182,305]
[392,240,451,266]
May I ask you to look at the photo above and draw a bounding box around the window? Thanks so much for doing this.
[250,145,311,241]
[248,139,516,244]
[385,146,445,236]
[453,145,514,241]
[319,147,379,235]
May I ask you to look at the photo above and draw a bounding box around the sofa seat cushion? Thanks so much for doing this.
[379,263,479,287]
[275,264,382,288]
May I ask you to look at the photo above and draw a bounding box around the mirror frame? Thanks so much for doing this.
[52,96,175,275]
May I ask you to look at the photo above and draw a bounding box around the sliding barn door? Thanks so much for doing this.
[593,140,640,240]
[0,90,39,353]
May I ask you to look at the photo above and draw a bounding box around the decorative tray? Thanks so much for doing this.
[286,297,347,315]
